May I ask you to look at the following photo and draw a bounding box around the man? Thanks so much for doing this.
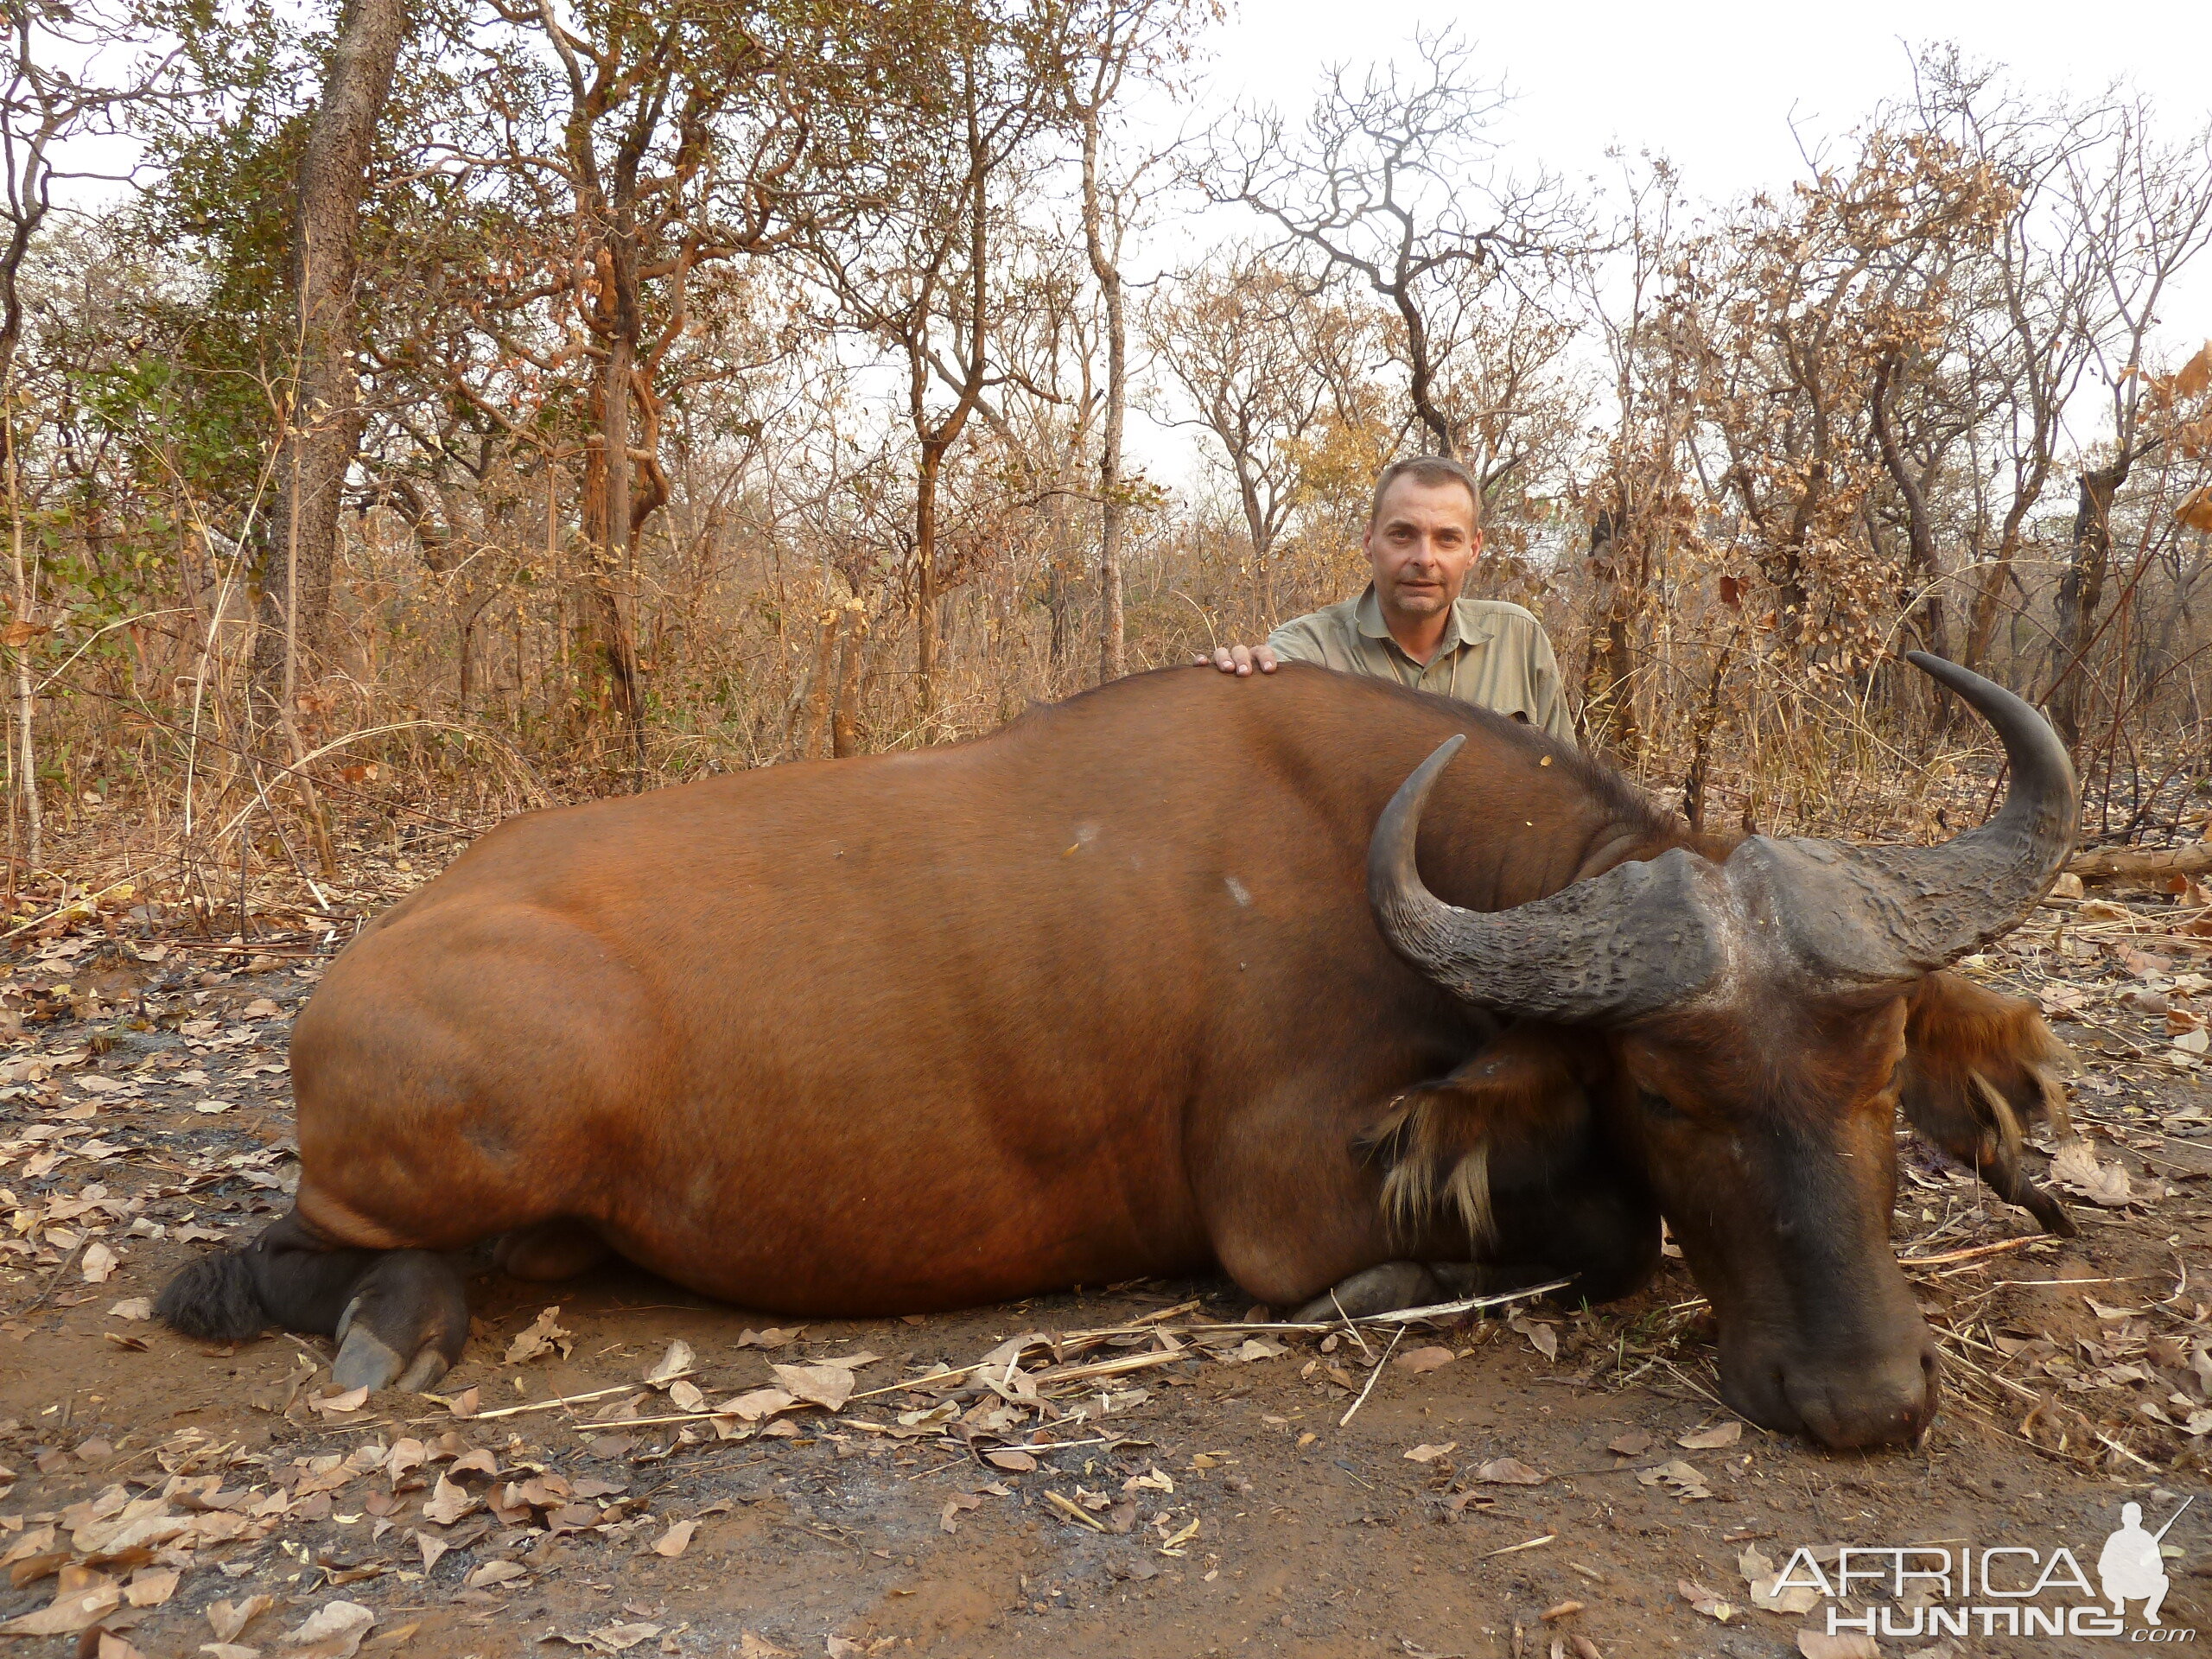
[1205,455,1574,745]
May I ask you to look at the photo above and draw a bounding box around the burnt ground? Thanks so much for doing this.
[0,886,2208,1659]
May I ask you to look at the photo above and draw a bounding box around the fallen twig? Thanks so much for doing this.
[20,1236,88,1317]
[1338,1326,1402,1428]
[1899,1235,2046,1268]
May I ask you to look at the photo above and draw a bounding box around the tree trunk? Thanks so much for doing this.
[794,604,837,759]
[251,0,410,710]
[915,443,943,717]
[1869,358,1950,664]
[1961,508,2028,676]
[581,235,647,779]
[1578,506,1639,757]
[2049,458,2128,748]
[1080,104,1126,683]
[1395,289,1451,458]
[831,601,868,758]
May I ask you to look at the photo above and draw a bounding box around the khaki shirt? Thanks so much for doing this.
[1267,586,1576,746]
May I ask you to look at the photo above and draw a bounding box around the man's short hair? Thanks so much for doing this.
[1369,456,1484,528]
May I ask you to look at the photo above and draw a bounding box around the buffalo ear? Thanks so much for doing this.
[1897,970,2078,1236]
[1357,1026,1592,1249]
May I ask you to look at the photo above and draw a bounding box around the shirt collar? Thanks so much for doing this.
[1352,584,1496,655]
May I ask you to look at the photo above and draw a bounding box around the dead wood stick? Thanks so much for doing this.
[20,1237,88,1316]
[1338,1326,1402,1428]
[2071,844,2212,880]
[1033,1348,1190,1388]
[462,1382,639,1422]
[1898,1235,2048,1268]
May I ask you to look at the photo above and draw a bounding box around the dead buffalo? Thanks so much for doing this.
[157,651,2075,1450]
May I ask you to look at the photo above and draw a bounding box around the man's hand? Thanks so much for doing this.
[1201,644,1279,676]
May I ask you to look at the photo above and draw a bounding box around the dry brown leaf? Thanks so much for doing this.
[642,1340,695,1385]
[283,1599,375,1658]
[125,1566,180,1608]
[1391,1344,1455,1375]
[1740,1546,1822,1615]
[717,1387,796,1421]
[107,1297,151,1321]
[983,1449,1037,1472]
[1679,1577,1736,1621]
[1508,1313,1559,1361]
[768,1363,855,1412]
[1606,1430,1652,1457]
[310,1387,370,1418]
[504,1306,573,1365]
[1402,1441,1456,1463]
[1677,1421,1742,1449]
[651,1520,696,1558]
[2051,1140,2133,1207]
[1637,1459,1713,1500]
[420,1475,478,1527]
[462,1561,526,1591]
[207,1594,274,1643]
[0,1579,120,1636]
[939,1492,984,1534]
[1796,1634,1878,1659]
[738,1638,791,1659]
[1471,1457,1547,1485]
[79,1241,118,1283]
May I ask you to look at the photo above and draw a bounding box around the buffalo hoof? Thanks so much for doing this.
[329,1249,470,1393]
[1290,1260,1441,1324]
[334,1323,451,1392]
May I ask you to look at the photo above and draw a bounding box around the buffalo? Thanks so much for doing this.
[158,651,2077,1450]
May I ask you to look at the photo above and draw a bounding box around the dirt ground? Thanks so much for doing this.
[1,884,2209,1659]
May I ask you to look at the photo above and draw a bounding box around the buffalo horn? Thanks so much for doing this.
[1366,734,1723,1023]
[1732,652,2078,984]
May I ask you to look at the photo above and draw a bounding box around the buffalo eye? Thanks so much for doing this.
[1638,1089,1683,1122]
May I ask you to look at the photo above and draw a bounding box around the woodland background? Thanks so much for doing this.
[3,0,2211,925]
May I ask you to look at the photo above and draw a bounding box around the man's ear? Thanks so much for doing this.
[1356,1026,1592,1249]
[1897,970,2078,1236]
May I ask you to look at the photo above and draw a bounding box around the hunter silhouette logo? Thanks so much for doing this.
[2101,1497,2192,1628]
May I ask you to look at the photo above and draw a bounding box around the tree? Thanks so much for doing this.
[406,0,844,775]
[3,0,173,871]
[251,0,411,715]
[1145,247,1374,613]
[803,0,1064,720]
[1060,0,1200,682]
[2042,105,2212,747]
[1211,28,1580,467]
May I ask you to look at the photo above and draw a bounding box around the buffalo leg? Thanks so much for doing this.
[493,1218,609,1283]
[156,1211,469,1393]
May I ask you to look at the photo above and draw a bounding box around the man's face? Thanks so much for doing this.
[1363,478,1483,620]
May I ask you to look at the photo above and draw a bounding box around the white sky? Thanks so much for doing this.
[1126,0,2212,486]
[1202,0,2212,205]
